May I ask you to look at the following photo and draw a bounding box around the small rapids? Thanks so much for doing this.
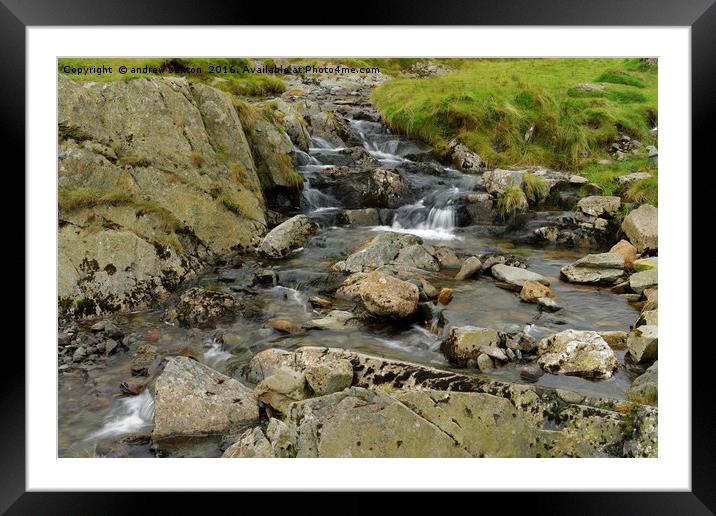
[87,390,154,441]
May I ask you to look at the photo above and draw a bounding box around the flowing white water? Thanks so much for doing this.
[203,338,233,368]
[87,390,154,440]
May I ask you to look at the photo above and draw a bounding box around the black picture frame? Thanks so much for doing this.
[6,0,709,512]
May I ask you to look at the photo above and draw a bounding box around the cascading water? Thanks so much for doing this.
[87,390,154,440]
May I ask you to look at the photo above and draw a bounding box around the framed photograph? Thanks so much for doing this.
[8,0,711,511]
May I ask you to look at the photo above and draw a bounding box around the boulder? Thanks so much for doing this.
[609,240,637,269]
[454,256,482,280]
[342,208,382,226]
[481,169,522,196]
[520,281,555,303]
[447,139,482,172]
[254,366,308,414]
[333,232,423,273]
[636,309,658,327]
[621,204,658,253]
[629,268,658,294]
[266,319,303,334]
[305,359,354,395]
[627,325,658,364]
[152,357,258,440]
[259,214,317,258]
[433,246,462,269]
[491,264,550,289]
[441,326,502,366]
[626,361,658,406]
[243,348,296,384]
[560,253,625,285]
[358,271,419,319]
[393,244,440,271]
[577,196,621,217]
[537,330,619,379]
[174,287,238,328]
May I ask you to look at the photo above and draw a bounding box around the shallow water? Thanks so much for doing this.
[58,98,640,457]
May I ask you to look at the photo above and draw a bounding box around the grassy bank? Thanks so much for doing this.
[372,58,657,175]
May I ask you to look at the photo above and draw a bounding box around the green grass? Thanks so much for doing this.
[497,186,528,220]
[580,155,656,199]
[372,58,657,170]
[521,173,549,204]
[59,57,285,97]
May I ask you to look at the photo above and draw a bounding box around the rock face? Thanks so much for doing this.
[174,287,239,328]
[577,196,621,217]
[481,169,523,196]
[491,264,549,289]
[560,253,625,285]
[358,271,419,319]
[259,214,317,258]
[626,361,658,406]
[234,346,658,458]
[622,204,658,253]
[152,357,258,440]
[537,330,619,379]
[58,75,268,317]
[309,167,412,208]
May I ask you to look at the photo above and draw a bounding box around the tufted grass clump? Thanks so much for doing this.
[624,176,658,206]
[497,186,528,220]
[521,173,549,204]
[221,197,244,215]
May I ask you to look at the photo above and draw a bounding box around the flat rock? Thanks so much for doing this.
[577,196,621,217]
[259,215,317,258]
[629,268,658,294]
[491,264,549,288]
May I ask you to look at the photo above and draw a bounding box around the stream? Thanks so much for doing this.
[58,96,640,458]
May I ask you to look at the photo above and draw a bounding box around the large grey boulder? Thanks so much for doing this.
[236,346,658,458]
[537,330,619,379]
[254,366,308,414]
[560,253,625,285]
[333,232,439,274]
[491,264,549,289]
[152,357,258,440]
[259,214,317,258]
[627,361,658,406]
[358,271,419,319]
[621,204,658,253]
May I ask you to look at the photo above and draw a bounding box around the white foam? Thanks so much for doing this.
[369,225,463,242]
[87,390,154,440]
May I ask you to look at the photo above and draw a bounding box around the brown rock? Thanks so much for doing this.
[267,319,303,334]
[437,288,454,306]
[519,280,555,303]
[120,378,146,395]
[309,296,333,309]
[454,256,482,280]
[358,271,419,319]
[609,239,637,269]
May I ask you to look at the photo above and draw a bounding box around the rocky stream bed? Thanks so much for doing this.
[57,67,658,458]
